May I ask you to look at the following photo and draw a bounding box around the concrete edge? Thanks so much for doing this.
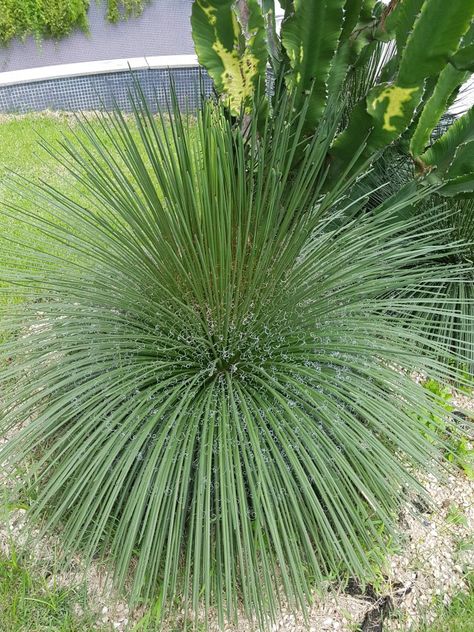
[0,54,200,87]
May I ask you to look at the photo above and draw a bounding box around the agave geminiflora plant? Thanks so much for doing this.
[0,91,471,628]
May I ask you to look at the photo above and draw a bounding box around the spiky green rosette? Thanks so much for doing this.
[0,94,467,628]
[424,197,474,371]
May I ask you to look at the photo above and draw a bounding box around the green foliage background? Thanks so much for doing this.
[0,0,90,44]
[106,0,149,24]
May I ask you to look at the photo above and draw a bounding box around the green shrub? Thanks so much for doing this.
[39,0,89,39]
[190,1,474,378]
[427,197,474,372]
[0,0,89,44]
[361,149,474,372]
[191,1,474,192]
[0,0,37,44]
[420,378,454,439]
[0,92,470,628]
[106,0,148,24]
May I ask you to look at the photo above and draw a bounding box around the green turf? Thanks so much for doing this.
[0,114,81,347]
[423,582,474,631]
[0,115,79,308]
[0,113,76,213]
[0,547,107,632]
[0,111,151,257]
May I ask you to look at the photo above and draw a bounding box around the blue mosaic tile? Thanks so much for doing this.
[0,67,213,113]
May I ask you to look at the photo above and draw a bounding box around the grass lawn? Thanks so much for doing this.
[0,548,105,632]
[418,576,474,632]
[0,114,71,174]
[0,112,144,322]
[0,114,76,223]
[0,114,80,317]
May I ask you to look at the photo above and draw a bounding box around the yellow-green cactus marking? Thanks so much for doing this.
[371,85,419,132]
[193,0,265,114]
[212,40,260,113]
[210,9,260,113]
